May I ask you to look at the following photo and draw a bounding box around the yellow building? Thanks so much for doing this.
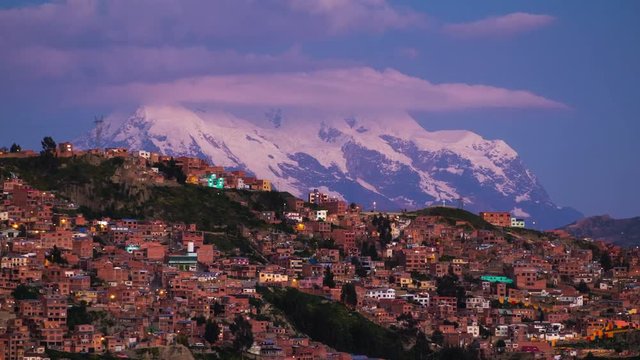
[186,175,199,185]
[256,179,271,191]
[258,272,288,284]
[0,255,29,269]
[395,275,413,288]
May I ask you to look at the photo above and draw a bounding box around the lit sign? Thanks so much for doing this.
[480,275,513,284]
[206,174,224,189]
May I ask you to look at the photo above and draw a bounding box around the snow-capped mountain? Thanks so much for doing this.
[76,105,582,229]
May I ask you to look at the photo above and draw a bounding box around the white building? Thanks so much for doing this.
[413,293,430,306]
[312,210,328,222]
[236,178,246,190]
[365,288,396,300]
[467,323,480,337]
[558,295,584,307]
[495,325,509,337]
[0,229,19,238]
[137,150,151,159]
[511,218,526,228]
[466,297,491,310]
[399,293,429,306]
[308,189,329,204]
[284,212,303,222]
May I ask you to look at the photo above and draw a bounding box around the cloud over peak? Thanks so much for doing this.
[443,12,556,38]
[90,67,567,112]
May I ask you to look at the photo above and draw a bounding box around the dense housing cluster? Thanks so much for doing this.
[0,145,639,360]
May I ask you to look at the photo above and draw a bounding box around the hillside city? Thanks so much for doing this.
[0,141,639,360]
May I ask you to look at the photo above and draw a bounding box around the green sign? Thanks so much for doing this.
[207,174,224,189]
[480,275,513,284]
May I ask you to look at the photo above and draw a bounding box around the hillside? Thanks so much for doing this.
[561,215,640,247]
[409,206,496,230]
[0,155,283,231]
[260,287,450,360]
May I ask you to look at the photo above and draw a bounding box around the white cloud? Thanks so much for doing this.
[443,12,556,38]
[288,0,424,34]
[88,67,567,111]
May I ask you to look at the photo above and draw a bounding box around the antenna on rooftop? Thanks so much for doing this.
[94,115,105,149]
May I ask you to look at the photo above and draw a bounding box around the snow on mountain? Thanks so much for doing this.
[76,105,582,229]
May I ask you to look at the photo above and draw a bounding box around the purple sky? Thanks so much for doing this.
[1,0,639,218]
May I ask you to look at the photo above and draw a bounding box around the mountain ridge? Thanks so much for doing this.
[560,214,640,246]
[76,105,582,229]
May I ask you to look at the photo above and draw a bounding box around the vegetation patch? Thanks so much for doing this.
[410,206,496,230]
[260,287,421,359]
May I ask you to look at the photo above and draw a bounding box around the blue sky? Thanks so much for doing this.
[0,0,638,218]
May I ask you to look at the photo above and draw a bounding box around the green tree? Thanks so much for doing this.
[352,257,368,278]
[212,302,225,316]
[41,136,57,154]
[576,280,590,293]
[67,303,92,330]
[341,283,358,309]
[436,274,466,307]
[12,284,40,300]
[176,333,189,346]
[431,330,444,346]
[479,325,491,339]
[154,158,187,184]
[47,245,68,265]
[18,224,27,237]
[39,136,59,169]
[192,315,206,325]
[204,320,220,344]
[364,243,379,260]
[600,252,613,271]
[434,347,478,360]
[411,331,431,360]
[9,143,21,153]
[377,216,393,245]
[230,315,253,353]
[323,266,336,288]
[249,296,263,315]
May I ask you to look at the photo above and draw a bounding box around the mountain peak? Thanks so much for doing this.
[76,105,582,228]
